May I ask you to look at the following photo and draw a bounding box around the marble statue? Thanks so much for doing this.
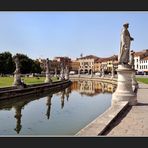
[129,50,135,69]
[101,65,105,77]
[112,23,137,106]
[118,23,134,65]
[45,58,52,83]
[54,67,57,77]
[60,62,65,80]
[111,65,115,79]
[13,54,24,87]
[13,54,21,74]
[64,66,69,80]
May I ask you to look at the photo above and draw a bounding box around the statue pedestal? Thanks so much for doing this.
[90,73,93,78]
[59,74,65,81]
[13,73,22,86]
[45,73,52,83]
[132,70,139,92]
[112,65,137,106]
[110,76,114,79]
[65,74,69,80]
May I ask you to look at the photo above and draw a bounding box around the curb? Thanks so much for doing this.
[75,101,129,136]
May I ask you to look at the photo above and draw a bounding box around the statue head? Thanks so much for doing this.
[130,50,135,55]
[123,22,129,28]
[13,54,20,66]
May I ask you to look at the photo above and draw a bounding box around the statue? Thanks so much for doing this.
[54,67,57,77]
[111,65,115,79]
[13,54,25,87]
[118,23,134,65]
[60,62,65,80]
[44,58,52,83]
[64,66,69,80]
[13,54,20,74]
[101,65,105,78]
[129,50,135,69]
[112,23,137,106]
[46,58,50,73]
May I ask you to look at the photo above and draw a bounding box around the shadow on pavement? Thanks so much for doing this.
[101,105,132,136]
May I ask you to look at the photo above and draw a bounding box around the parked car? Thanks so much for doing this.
[95,72,101,76]
[69,71,76,75]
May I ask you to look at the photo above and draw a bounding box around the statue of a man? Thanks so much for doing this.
[46,58,49,72]
[13,54,20,74]
[118,23,134,65]
[129,50,135,69]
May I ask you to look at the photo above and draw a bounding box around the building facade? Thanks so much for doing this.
[134,49,148,74]
[69,60,80,73]
[77,55,99,74]
[94,55,118,74]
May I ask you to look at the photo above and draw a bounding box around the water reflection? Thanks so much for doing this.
[71,80,116,96]
[0,86,70,134]
[0,80,116,135]
[14,105,22,134]
[61,90,65,109]
[46,94,52,120]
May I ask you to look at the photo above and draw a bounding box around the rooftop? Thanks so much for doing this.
[134,49,148,57]
[77,55,99,60]
[95,55,118,63]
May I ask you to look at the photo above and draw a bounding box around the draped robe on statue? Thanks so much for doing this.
[119,28,132,64]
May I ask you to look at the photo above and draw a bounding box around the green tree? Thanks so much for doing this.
[0,52,15,75]
[31,60,42,73]
[15,53,42,74]
[0,52,42,74]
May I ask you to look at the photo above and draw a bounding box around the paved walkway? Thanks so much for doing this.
[106,83,148,136]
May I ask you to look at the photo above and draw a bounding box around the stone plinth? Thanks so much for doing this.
[54,68,57,78]
[112,65,137,106]
[132,70,139,92]
[65,74,69,80]
[45,73,52,83]
[13,73,22,86]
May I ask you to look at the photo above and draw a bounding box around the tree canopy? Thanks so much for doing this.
[0,52,42,75]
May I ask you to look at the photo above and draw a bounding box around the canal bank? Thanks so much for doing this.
[0,79,114,135]
[76,82,148,136]
[0,80,72,100]
[106,83,148,136]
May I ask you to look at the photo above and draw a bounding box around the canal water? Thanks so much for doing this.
[0,80,116,135]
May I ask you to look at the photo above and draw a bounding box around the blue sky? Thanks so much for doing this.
[0,12,148,60]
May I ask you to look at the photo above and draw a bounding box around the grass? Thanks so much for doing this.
[136,77,148,84]
[0,76,60,88]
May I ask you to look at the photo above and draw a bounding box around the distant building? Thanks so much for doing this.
[37,57,71,74]
[69,60,80,73]
[94,55,118,73]
[53,56,71,68]
[77,55,99,74]
[134,49,148,74]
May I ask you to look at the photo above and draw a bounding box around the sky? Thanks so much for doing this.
[0,11,148,60]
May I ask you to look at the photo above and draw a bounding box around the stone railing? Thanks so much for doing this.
[69,74,117,85]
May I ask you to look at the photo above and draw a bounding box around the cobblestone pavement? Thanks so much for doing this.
[106,83,148,136]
